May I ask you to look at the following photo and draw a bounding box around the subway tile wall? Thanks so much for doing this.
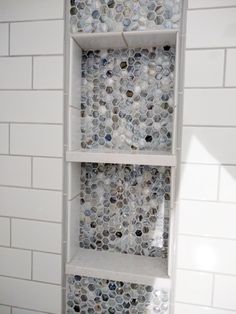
[175,1,236,313]
[1,1,236,314]
[0,0,64,313]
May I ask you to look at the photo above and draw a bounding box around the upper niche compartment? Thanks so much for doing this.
[81,45,175,152]
[70,0,181,33]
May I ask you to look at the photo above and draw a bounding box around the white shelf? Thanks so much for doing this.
[66,248,170,288]
[66,150,176,167]
[72,30,177,50]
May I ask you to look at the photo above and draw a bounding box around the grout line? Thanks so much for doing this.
[9,17,64,23]
[9,217,12,247]
[8,23,10,56]
[183,124,236,128]
[0,121,63,125]
[186,46,236,51]
[179,197,236,205]
[6,304,55,314]
[223,48,227,87]
[31,56,34,89]
[184,86,236,89]
[175,301,236,313]
[69,105,81,111]
[188,5,236,11]
[177,267,236,278]
[8,53,63,57]
[8,123,10,155]
[0,183,62,192]
[121,33,128,47]
[10,246,62,256]
[68,193,80,202]
[0,274,61,286]
[211,274,215,307]
[179,233,236,242]
[0,153,63,159]
[0,88,63,91]
[0,244,62,256]
[31,250,34,280]
[31,157,34,188]
[181,161,236,167]
[6,216,62,224]
[217,165,221,201]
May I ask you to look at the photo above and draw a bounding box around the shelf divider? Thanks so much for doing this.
[66,248,170,288]
[72,29,177,50]
[66,150,176,167]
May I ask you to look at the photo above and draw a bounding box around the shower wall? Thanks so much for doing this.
[0,1,236,314]
[174,1,236,313]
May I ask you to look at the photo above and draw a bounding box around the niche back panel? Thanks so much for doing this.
[79,163,170,259]
[81,46,175,152]
[67,274,169,314]
[70,0,181,33]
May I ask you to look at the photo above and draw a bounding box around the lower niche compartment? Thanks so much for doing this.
[79,163,171,258]
[66,274,169,314]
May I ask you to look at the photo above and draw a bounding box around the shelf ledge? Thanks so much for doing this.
[66,150,176,167]
[71,30,177,50]
[66,248,170,288]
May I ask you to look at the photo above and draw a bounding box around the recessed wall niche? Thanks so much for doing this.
[70,0,181,33]
[67,274,169,314]
[79,163,170,258]
[66,1,182,313]
[81,46,175,152]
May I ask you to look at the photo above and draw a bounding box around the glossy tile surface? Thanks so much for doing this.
[70,0,181,33]
[66,274,169,313]
[80,163,170,258]
[81,47,175,152]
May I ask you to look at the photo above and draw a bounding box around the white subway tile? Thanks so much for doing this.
[68,162,80,200]
[175,270,213,305]
[10,21,64,55]
[0,187,62,222]
[33,158,63,190]
[178,200,236,239]
[12,219,62,253]
[0,23,8,55]
[186,8,236,48]
[0,305,11,314]
[0,0,63,21]
[182,127,236,164]
[0,156,31,187]
[33,56,63,89]
[180,164,219,200]
[214,275,236,310]
[0,57,31,89]
[0,91,63,123]
[33,252,61,284]
[67,196,80,261]
[0,277,61,313]
[183,89,236,126]
[0,124,9,153]
[175,303,234,314]
[12,309,45,314]
[225,49,236,87]
[177,236,236,275]
[0,217,10,246]
[219,166,236,202]
[189,0,236,8]
[0,247,31,279]
[185,50,224,87]
[69,107,81,150]
[10,124,63,157]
